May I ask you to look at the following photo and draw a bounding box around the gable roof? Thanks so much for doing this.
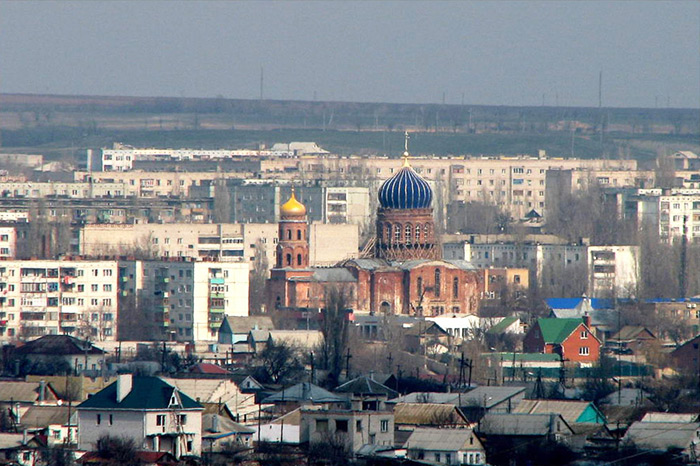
[405,427,479,452]
[13,335,105,356]
[189,363,231,375]
[0,381,59,403]
[334,376,398,398]
[535,318,588,344]
[261,383,346,404]
[487,317,519,335]
[623,421,700,451]
[160,377,242,404]
[77,376,201,410]
[394,403,470,427]
[479,413,574,436]
[221,316,274,334]
[640,412,699,423]
[459,386,527,408]
[20,405,74,428]
[514,399,605,425]
[610,326,656,342]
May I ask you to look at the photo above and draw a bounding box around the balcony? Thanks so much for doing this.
[209,292,225,299]
[209,278,224,285]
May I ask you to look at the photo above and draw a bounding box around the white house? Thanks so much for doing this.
[77,374,203,458]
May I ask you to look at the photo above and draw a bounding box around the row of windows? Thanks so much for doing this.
[382,223,432,243]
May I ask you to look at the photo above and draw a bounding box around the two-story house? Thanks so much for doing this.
[77,374,203,458]
[523,317,601,363]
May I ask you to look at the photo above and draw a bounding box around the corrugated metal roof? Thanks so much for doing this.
[641,412,699,423]
[0,381,58,403]
[514,400,601,425]
[335,376,397,398]
[394,403,469,426]
[20,406,73,428]
[479,413,574,436]
[262,383,346,404]
[459,386,526,408]
[405,427,477,452]
[623,421,700,451]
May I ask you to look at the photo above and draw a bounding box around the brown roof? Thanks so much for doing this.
[394,403,470,427]
[0,381,59,404]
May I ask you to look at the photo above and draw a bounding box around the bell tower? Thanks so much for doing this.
[276,188,309,268]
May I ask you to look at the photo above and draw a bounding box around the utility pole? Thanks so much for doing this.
[345,348,352,380]
[680,215,688,298]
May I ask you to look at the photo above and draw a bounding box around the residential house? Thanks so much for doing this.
[514,400,606,425]
[622,421,700,461]
[218,316,274,345]
[547,297,619,341]
[394,403,470,429]
[404,322,452,354]
[161,377,257,421]
[11,335,106,374]
[201,413,254,452]
[302,408,394,453]
[0,432,47,466]
[77,374,203,458]
[334,375,397,411]
[607,326,658,356]
[261,382,348,416]
[404,427,486,465]
[523,317,601,363]
[670,334,700,373]
[458,386,527,422]
[19,405,77,446]
[477,413,574,464]
[254,408,302,443]
[0,380,60,426]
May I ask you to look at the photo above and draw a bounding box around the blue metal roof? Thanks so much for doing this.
[378,165,432,209]
[546,298,614,310]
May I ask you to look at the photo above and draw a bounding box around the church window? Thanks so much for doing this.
[287,229,292,240]
[385,225,392,242]
[405,224,412,242]
[417,277,423,296]
[286,253,292,266]
[394,225,401,241]
[434,269,441,297]
[297,254,303,266]
[453,277,459,299]
[424,224,430,239]
[297,230,302,240]
[415,225,421,241]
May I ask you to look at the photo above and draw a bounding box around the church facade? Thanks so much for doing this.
[267,155,483,317]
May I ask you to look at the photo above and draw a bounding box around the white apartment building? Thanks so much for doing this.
[0,227,17,259]
[587,246,640,299]
[97,142,326,172]
[119,259,249,342]
[0,211,28,222]
[0,181,132,198]
[0,260,119,342]
[625,188,700,243]
[79,222,359,268]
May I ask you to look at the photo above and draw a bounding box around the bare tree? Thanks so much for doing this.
[320,285,352,386]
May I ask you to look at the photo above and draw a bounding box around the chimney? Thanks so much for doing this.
[116,374,133,403]
[369,371,375,381]
[583,312,591,329]
[38,380,46,403]
[212,414,220,433]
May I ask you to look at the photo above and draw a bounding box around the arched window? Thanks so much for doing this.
[434,269,441,297]
[385,224,392,242]
[424,224,430,239]
[297,254,302,266]
[394,224,401,241]
[297,230,302,240]
[453,277,459,299]
[286,253,292,266]
[415,225,421,241]
[287,229,292,240]
[405,224,412,243]
[417,277,423,296]
[380,302,391,314]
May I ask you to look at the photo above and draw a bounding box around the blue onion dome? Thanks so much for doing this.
[378,157,433,209]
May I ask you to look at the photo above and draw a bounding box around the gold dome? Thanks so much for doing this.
[280,189,307,216]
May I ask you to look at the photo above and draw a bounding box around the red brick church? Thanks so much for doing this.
[267,149,482,317]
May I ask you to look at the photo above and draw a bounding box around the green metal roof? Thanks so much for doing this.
[78,376,202,410]
[536,318,583,344]
[487,317,518,335]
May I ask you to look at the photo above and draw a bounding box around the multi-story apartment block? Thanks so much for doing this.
[79,222,359,267]
[118,259,249,342]
[0,181,131,198]
[0,227,17,259]
[0,259,119,342]
[623,188,700,243]
[587,246,640,298]
[442,234,639,298]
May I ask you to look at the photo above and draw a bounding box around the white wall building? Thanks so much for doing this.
[0,260,119,342]
[119,259,249,342]
[587,246,640,299]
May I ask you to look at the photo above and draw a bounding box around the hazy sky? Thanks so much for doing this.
[1,1,699,108]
